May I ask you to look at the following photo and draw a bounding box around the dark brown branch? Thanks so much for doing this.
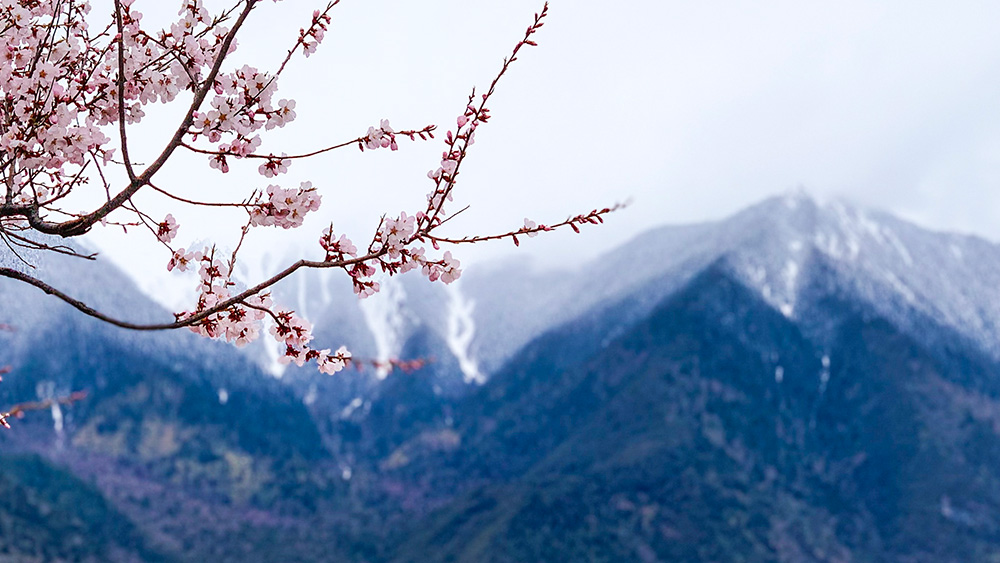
[150,183,256,208]
[1,230,97,260]
[181,138,359,160]
[0,248,380,331]
[114,0,138,184]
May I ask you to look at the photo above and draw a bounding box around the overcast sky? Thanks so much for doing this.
[84,0,1000,305]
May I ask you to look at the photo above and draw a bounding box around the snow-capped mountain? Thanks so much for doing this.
[240,263,486,392]
[214,191,1000,386]
[376,195,1000,562]
[14,191,995,451]
[688,193,1000,352]
[431,191,1000,376]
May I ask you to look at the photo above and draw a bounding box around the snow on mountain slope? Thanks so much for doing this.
[1,238,167,366]
[445,282,484,384]
[69,191,1000,387]
[718,193,1000,356]
[462,191,1000,372]
[0,238,275,394]
[358,276,415,379]
[264,267,444,375]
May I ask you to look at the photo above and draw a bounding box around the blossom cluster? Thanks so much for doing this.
[319,226,358,263]
[249,182,322,229]
[296,8,332,58]
[0,0,333,219]
[0,0,282,213]
[0,1,113,203]
[420,251,462,284]
[270,310,350,374]
[374,212,417,259]
[258,154,291,178]
[361,119,399,152]
[171,248,351,373]
[157,215,180,243]
[180,251,269,348]
[190,67,293,172]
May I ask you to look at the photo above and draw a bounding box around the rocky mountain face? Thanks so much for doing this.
[4,193,1000,561]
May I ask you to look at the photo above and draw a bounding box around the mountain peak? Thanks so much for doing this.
[710,193,1000,357]
[450,193,1000,377]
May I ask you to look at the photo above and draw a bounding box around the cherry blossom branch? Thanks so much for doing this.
[349,357,430,374]
[150,182,257,208]
[0,391,88,430]
[275,1,340,76]
[418,2,550,234]
[425,204,626,247]
[180,125,436,161]
[0,1,622,376]
[1,230,98,260]
[0,248,383,331]
[42,0,259,237]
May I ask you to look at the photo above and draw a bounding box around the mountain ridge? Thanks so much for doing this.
[7,192,1000,561]
[385,254,1000,562]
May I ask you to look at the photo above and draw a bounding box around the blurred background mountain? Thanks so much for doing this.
[3,193,1000,562]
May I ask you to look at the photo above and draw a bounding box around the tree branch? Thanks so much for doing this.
[38,0,260,237]
[0,248,380,331]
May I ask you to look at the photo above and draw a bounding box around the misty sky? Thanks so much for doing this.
[84,0,1000,306]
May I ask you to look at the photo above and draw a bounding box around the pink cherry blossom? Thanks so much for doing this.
[250,182,322,229]
[523,218,540,238]
[157,215,180,243]
[167,248,201,272]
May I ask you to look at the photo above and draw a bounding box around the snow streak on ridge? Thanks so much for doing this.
[359,276,410,379]
[445,282,484,384]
